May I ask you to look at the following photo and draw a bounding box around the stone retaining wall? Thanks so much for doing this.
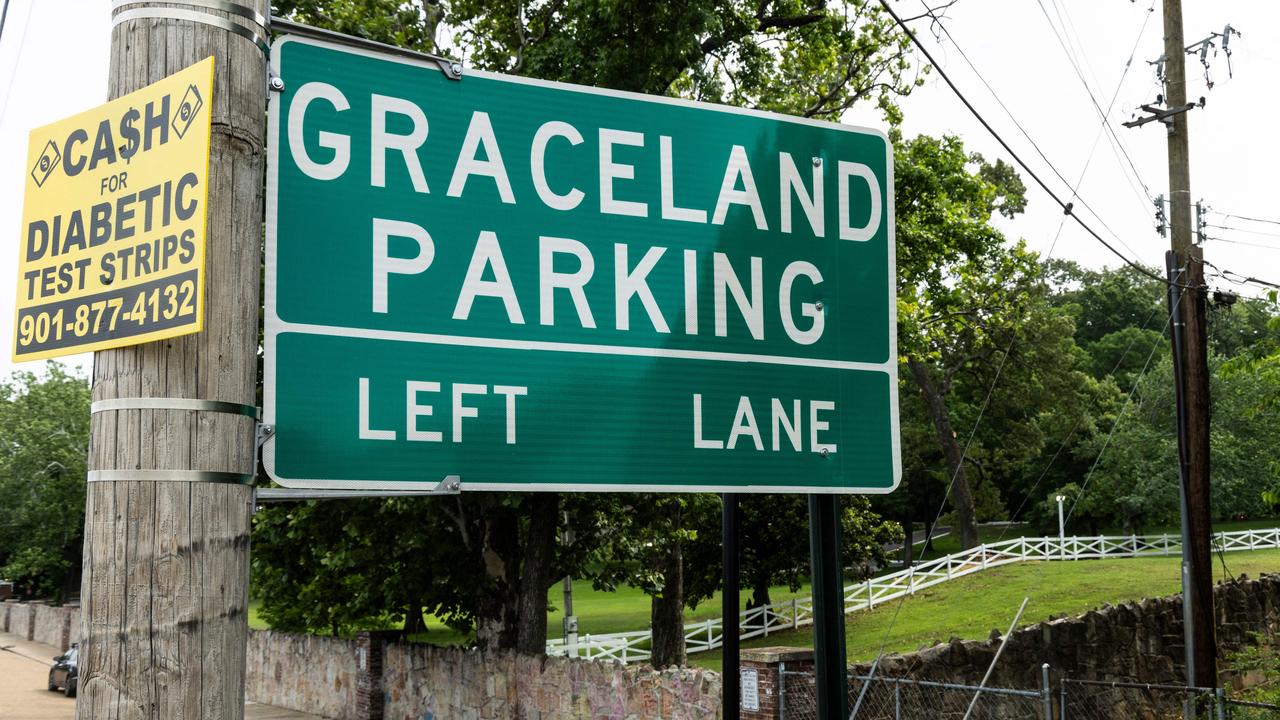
[382,642,720,720]
[245,629,722,720]
[3,601,33,641]
[1,600,79,651]
[246,630,362,720]
[32,603,67,648]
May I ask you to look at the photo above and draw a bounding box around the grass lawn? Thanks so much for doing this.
[688,547,1280,670]
[544,579,813,639]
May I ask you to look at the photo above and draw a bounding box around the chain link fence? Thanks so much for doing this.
[776,672,1280,719]
[1221,698,1280,719]
[780,670,1049,719]
[1059,679,1217,719]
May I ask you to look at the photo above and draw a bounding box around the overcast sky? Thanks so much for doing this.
[1,0,1277,378]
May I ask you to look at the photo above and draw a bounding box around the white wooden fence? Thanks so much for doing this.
[544,527,1280,663]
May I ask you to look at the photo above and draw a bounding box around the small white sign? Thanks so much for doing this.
[741,668,760,711]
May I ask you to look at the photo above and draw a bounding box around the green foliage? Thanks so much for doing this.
[1045,260,1165,346]
[891,134,1121,548]
[587,493,719,597]
[1065,342,1280,533]
[680,495,901,609]
[448,0,919,121]
[0,364,90,602]
[273,0,444,54]
[275,0,921,122]
[893,135,1021,294]
[1223,633,1280,713]
[255,0,1280,647]
[250,496,466,636]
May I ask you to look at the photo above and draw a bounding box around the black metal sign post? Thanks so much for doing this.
[810,494,849,719]
[723,493,741,720]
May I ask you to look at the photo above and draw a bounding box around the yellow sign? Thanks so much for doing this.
[12,57,214,361]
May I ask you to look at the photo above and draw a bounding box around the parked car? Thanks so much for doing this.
[48,644,77,697]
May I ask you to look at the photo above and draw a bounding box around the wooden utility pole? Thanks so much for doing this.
[1161,0,1217,690]
[78,2,267,718]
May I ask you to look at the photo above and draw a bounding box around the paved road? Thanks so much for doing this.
[0,632,72,719]
[0,632,323,719]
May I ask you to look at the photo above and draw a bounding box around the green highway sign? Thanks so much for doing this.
[264,36,900,493]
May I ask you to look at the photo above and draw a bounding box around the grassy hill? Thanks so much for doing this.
[689,547,1280,669]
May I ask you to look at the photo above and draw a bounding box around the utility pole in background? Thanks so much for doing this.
[78,1,267,717]
[1161,0,1218,692]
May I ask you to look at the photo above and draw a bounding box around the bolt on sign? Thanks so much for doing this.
[265,37,899,493]
[11,57,214,362]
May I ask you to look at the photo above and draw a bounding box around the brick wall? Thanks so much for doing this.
[739,647,813,720]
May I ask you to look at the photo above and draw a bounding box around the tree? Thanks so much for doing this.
[0,364,90,603]
[893,134,1027,549]
[588,493,720,668]
[258,0,927,654]
[1046,261,1167,389]
[1067,342,1280,533]
[1044,260,1164,347]
[682,496,900,612]
[277,0,922,122]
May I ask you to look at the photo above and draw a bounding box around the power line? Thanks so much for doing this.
[1209,211,1280,228]
[877,0,1176,287]
[857,0,1167,673]
[0,0,11,46]
[1204,223,1280,241]
[0,0,33,129]
[1204,260,1280,291]
[1204,237,1280,252]
[916,0,1152,262]
[1039,0,1159,219]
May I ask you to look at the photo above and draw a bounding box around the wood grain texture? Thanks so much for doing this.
[78,3,267,718]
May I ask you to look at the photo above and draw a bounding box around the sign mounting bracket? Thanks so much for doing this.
[253,476,462,505]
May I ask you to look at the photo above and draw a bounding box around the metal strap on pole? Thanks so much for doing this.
[90,399,259,484]
[112,3,270,55]
[112,0,268,30]
[91,397,260,419]
[88,469,255,485]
